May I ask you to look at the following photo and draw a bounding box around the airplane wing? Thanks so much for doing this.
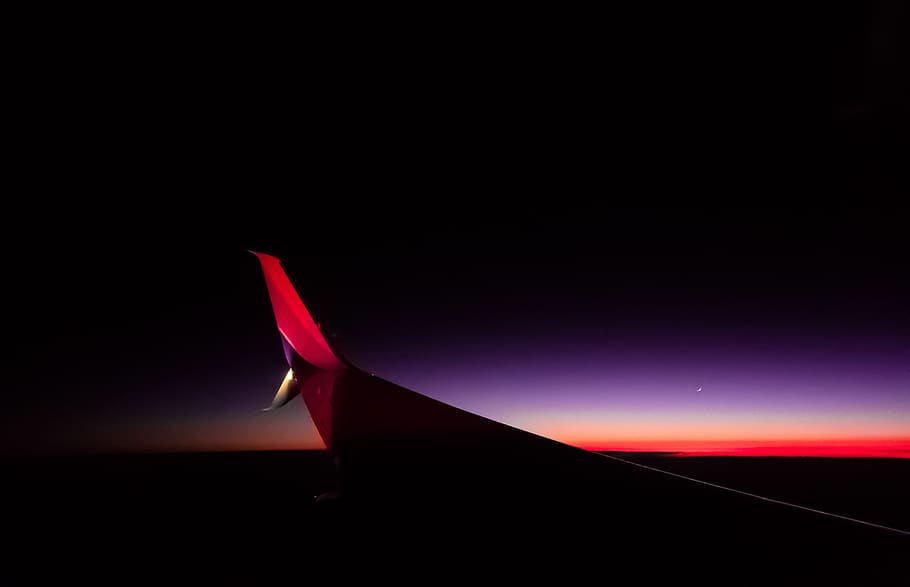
[249,252,907,579]
[250,251,647,504]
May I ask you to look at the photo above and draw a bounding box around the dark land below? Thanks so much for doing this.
[5,451,907,584]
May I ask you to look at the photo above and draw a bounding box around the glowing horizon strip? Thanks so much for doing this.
[597,452,910,537]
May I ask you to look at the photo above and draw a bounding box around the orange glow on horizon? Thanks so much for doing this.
[76,408,910,458]
[74,411,327,454]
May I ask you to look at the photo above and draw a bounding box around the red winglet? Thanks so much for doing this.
[250,252,345,371]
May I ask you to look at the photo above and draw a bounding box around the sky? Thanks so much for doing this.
[5,205,908,457]
[4,3,907,457]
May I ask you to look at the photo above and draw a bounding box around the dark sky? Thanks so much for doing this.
[4,3,907,453]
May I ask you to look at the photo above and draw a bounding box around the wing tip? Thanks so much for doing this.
[247,250,280,263]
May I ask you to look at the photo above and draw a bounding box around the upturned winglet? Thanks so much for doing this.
[249,251,345,371]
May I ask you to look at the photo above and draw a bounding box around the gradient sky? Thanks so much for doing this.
[6,205,908,457]
[4,0,906,458]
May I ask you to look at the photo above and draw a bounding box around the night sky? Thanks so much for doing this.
[4,3,907,456]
